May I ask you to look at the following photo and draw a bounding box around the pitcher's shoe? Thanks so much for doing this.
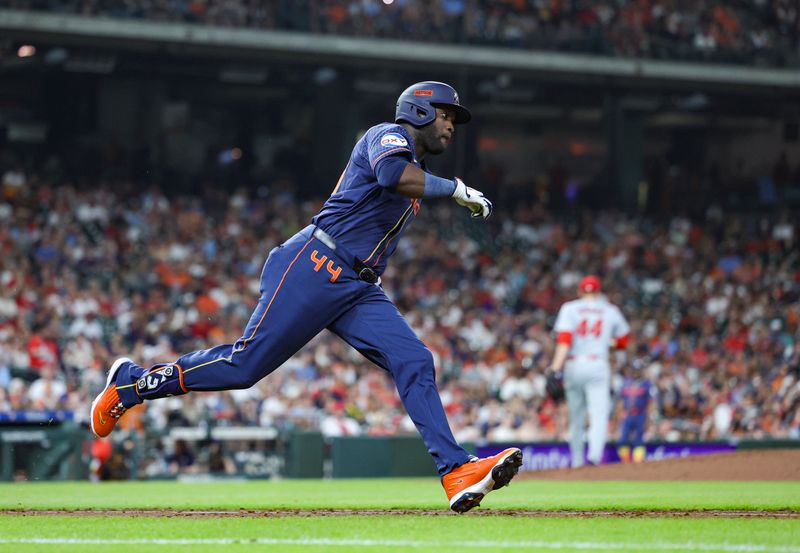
[442,447,523,513]
[90,358,134,438]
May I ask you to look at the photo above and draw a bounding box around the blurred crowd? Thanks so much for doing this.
[2,0,798,66]
[1,162,799,465]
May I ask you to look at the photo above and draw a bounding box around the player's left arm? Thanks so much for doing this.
[381,160,428,198]
[388,162,492,219]
[614,334,631,349]
[369,127,491,218]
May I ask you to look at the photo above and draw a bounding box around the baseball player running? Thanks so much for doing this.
[548,275,630,467]
[91,81,522,512]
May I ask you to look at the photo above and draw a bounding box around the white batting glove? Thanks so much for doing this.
[452,178,493,219]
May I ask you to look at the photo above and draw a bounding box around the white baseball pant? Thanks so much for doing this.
[564,359,611,468]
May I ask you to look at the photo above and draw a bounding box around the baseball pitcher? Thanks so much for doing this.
[548,275,630,467]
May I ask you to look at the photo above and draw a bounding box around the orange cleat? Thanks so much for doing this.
[90,358,133,438]
[442,447,523,513]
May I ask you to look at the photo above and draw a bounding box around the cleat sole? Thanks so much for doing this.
[451,492,484,514]
[491,449,523,490]
[446,448,523,513]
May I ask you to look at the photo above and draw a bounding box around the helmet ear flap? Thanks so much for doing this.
[396,100,434,127]
[414,106,431,122]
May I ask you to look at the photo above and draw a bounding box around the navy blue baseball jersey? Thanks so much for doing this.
[621,377,653,416]
[312,123,423,275]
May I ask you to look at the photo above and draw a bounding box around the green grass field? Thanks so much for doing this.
[1,479,799,552]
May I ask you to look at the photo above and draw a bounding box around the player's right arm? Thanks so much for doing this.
[549,304,574,373]
[550,341,570,373]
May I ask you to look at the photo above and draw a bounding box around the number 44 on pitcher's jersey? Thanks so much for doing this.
[553,297,630,360]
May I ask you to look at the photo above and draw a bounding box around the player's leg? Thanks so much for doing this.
[328,285,470,475]
[617,416,633,463]
[620,415,634,444]
[632,413,646,446]
[565,372,587,468]
[631,414,647,463]
[92,233,356,437]
[327,285,521,512]
[584,374,611,465]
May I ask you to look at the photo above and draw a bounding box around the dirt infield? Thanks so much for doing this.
[5,508,799,519]
[521,449,800,481]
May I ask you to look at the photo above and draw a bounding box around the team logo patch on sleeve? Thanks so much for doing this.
[380,133,408,148]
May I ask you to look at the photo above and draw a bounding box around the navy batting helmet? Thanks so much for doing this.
[395,81,471,127]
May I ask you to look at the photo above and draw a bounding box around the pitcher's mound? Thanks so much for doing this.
[521,449,800,481]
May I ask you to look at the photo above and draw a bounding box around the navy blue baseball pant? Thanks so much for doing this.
[116,225,470,476]
[620,413,646,447]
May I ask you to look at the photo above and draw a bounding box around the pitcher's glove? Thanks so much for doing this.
[545,369,565,402]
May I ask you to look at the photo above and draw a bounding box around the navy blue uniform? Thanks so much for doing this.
[313,123,421,274]
[115,123,471,476]
[619,377,652,446]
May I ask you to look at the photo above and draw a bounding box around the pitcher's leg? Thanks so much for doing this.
[585,376,611,465]
[565,378,587,468]
[328,286,471,476]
